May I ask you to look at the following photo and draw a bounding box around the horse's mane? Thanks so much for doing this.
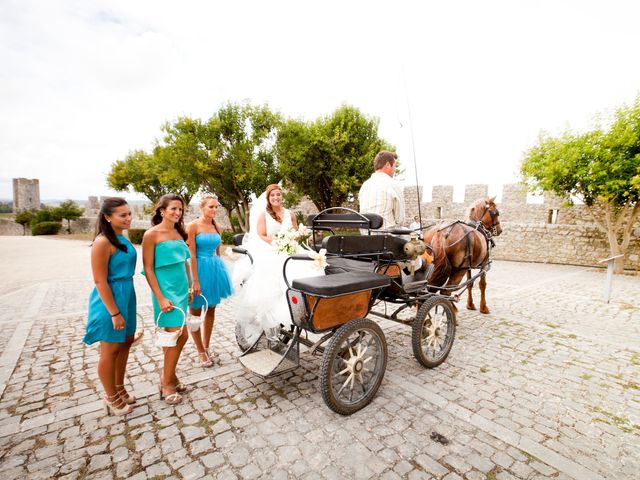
[466,198,488,222]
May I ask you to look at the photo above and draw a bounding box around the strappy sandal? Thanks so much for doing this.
[174,382,188,393]
[116,384,136,404]
[197,351,214,368]
[206,349,219,364]
[103,393,133,416]
[158,384,183,405]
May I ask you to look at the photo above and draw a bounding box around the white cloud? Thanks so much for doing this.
[1,0,639,201]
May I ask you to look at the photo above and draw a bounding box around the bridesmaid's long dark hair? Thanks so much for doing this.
[152,193,188,240]
[95,197,128,252]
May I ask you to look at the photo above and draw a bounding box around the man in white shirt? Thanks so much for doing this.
[358,151,405,230]
[409,216,420,232]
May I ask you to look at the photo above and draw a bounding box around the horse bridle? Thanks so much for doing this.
[481,203,501,236]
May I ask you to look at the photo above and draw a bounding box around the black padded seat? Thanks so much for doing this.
[325,257,376,275]
[322,235,409,260]
[306,212,384,230]
[232,234,245,246]
[292,271,390,297]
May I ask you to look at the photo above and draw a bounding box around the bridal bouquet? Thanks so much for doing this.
[273,224,312,255]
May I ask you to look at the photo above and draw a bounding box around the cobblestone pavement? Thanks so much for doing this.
[0,236,638,479]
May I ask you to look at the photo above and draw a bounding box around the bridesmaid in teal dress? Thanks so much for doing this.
[142,193,193,405]
[187,196,233,367]
[84,197,136,416]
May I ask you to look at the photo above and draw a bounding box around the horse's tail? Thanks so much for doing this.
[428,231,452,289]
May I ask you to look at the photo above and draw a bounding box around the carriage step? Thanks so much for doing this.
[239,349,298,377]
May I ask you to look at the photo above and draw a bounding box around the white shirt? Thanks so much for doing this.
[409,221,420,231]
[358,171,405,229]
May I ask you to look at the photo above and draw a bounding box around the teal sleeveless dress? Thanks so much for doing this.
[189,233,233,309]
[84,235,137,344]
[151,240,191,328]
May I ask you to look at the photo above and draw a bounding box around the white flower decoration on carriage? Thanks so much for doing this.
[307,248,328,270]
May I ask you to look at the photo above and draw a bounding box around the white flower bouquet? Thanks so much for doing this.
[273,224,313,255]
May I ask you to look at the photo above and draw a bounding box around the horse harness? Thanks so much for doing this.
[436,210,497,271]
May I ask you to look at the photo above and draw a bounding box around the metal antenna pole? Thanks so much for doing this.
[403,69,423,230]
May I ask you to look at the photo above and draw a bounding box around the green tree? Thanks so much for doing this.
[14,209,35,235]
[277,104,392,211]
[53,200,84,234]
[107,146,200,206]
[173,103,282,231]
[31,207,59,227]
[521,97,640,273]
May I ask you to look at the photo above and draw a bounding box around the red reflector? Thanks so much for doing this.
[292,296,298,305]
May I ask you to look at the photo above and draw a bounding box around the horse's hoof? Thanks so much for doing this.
[467,304,476,311]
[480,307,490,314]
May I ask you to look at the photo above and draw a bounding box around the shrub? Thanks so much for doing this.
[221,230,235,245]
[128,228,146,244]
[32,221,62,235]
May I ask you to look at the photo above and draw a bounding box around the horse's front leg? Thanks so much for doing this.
[465,270,476,310]
[479,273,489,314]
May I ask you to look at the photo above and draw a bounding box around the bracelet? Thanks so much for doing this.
[110,311,121,317]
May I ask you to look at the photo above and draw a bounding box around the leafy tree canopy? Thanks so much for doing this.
[53,200,84,233]
[521,96,640,272]
[277,104,392,211]
[207,103,282,230]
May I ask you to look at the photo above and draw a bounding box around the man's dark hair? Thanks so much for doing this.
[374,151,397,170]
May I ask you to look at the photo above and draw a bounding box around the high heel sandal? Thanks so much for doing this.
[158,384,183,405]
[116,384,136,404]
[197,351,214,368]
[103,393,133,416]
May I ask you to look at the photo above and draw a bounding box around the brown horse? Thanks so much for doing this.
[422,196,502,314]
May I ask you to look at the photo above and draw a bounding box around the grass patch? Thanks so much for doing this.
[579,374,593,381]
[589,405,639,433]
[630,352,640,366]
[622,381,640,390]
[544,322,559,329]
[480,366,488,373]
[619,303,638,310]
[521,450,539,463]
[566,333,577,339]
[532,348,545,355]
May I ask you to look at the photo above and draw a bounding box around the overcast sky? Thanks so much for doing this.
[1,0,639,202]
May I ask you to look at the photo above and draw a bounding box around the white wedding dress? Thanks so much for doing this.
[232,199,324,348]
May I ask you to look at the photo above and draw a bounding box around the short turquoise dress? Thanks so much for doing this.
[189,233,233,309]
[151,240,191,328]
[84,235,137,344]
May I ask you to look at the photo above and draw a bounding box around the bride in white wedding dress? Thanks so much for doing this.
[233,184,324,348]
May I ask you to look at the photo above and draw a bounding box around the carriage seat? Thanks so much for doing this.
[292,271,390,297]
[325,257,376,275]
[322,234,409,261]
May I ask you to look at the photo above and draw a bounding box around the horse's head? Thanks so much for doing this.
[468,196,502,236]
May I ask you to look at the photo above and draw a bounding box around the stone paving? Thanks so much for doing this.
[0,236,638,480]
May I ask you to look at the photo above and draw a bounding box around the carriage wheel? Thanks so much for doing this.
[320,318,387,415]
[412,296,456,368]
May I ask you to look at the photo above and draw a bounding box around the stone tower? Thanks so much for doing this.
[12,178,40,213]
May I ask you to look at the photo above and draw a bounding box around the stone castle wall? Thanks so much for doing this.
[403,183,640,271]
[12,178,40,213]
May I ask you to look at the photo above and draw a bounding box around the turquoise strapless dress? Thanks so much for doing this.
[151,240,191,328]
[189,233,233,309]
[84,235,137,344]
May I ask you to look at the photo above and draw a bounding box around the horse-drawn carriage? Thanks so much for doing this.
[231,201,500,415]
